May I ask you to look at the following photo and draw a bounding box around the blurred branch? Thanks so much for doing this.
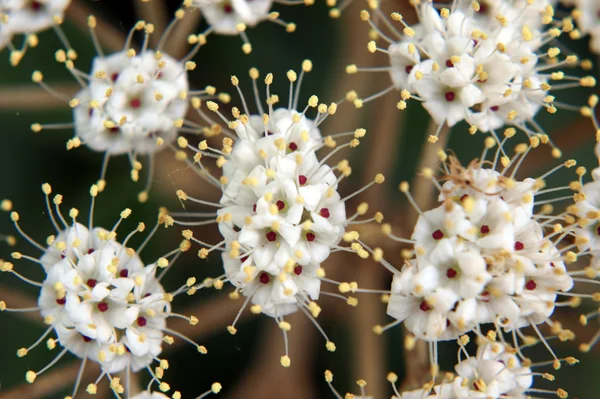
[168,292,252,344]
[0,84,78,110]
[412,122,450,210]
[134,0,169,45]
[66,0,125,53]
[169,8,203,60]
[352,99,405,399]
[0,360,100,399]
[225,313,317,399]
[0,284,41,324]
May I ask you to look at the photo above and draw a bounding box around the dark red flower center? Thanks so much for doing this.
[460,194,469,202]
[137,316,147,327]
[419,300,431,312]
[259,272,270,284]
[514,241,524,251]
[56,297,66,305]
[481,291,490,302]
[253,204,257,212]
[130,98,142,109]
[432,229,444,240]
[266,231,277,242]
[320,208,330,218]
[240,255,249,263]
[525,279,537,290]
[30,1,42,11]
[294,266,303,275]
[490,105,499,112]
[109,127,120,134]
[306,232,316,242]
[97,302,109,312]
[224,3,233,13]
[82,335,92,342]
[276,200,285,211]
[480,225,490,234]
[87,279,97,288]
[288,142,298,151]
[119,269,129,278]
[444,91,456,102]
[405,65,414,74]
[298,175,307,185]
[445,59,454,68]
[446,268,458,278]
[111,73,119,82]
[596,226,600,236]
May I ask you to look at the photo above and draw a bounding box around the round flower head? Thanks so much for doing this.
[567,0,600,54]
[130,382,222,399]
[172,61,385,366]
[30,14,225,201]
[0,0,73,65]
[184,0,313,54]
[0,183,207,397]
[369,135,581,358]
[346,1,592,149]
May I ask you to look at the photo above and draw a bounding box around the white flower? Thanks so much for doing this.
[570,0,600,53]
[73,50,189,156]
[192,0,274,34]
[1,184,201,397]
[350,1,574,149]
[31,19,224,199]
[0,0,71,64]
[380,142,576,341]
[187,0,309,53]
[174,63,382,366]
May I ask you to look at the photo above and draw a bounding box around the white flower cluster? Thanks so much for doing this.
[384,145,575,341]
[178,65,345,321]
[350,0,591,147]
[326,336,568,399]
[30,17,227,200]
[1,184,204,397]
[215,107,348,319]
[563,0,600,54]
[36,221,169,375]
[131,381,222,399]
[325,334,577,399]
[72,49,189,158]
[0,0,71,64]
[175,62,383,365]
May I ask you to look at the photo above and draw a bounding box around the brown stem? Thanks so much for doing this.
[66,0,125,53]
[0,284,41,324]
[134,0,169,46]
[225,313,317,399]
[0,84,79,110]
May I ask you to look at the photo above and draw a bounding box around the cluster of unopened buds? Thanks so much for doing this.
[2,0,600,398]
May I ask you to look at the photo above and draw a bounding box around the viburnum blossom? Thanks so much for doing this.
[30,14,227,201]
[366,135,583,359]
[346,0,594,148]
[130,382,222,399]
[325,335,574,399]
[184,0,314,54]
[0,183,206,398]
[0,0,73,65]
[563,0,600,54]
[172,61,385,367]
